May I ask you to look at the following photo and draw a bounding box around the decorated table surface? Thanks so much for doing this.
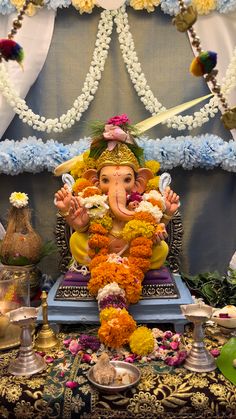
[0,325,236,419]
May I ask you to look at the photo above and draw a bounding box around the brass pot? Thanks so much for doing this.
[0,264,41,299]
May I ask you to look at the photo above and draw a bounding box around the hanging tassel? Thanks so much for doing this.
[0,39,24,66]
[190,51,217,76]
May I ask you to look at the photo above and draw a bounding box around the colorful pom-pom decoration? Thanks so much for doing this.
[0,39,24,65]
[190,51,217,76]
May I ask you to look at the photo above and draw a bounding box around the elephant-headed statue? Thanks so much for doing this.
[54,114,180,349]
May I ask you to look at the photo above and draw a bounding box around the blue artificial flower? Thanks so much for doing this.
[0,0,15,15]
[45,0,71,10]
[221,140,236,172]
[0,134,236,175]
[160,0,191,16]
[217,0,236,13]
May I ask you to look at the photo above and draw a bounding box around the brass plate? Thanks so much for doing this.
[0,324,21,351]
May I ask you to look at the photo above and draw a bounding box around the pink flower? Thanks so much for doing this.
[112,355,121,361]
[81,353,92,363]
[165,350,187,367]
[163,331,173,339]
[210,349,220,357]
[65,381,78,389]
[45,356,54,364]
[159,345,168,350]
[127,192,143,204]
[124,355,136,363]
[107,114,130,126]
[35,351,45,357]
[69,339,81,355]
[63,337,72,347]
[170,341,179,351]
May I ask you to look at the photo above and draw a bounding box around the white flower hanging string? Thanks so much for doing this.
[0,1,235,133]
[0,0,114,133]
[115,5,236,131]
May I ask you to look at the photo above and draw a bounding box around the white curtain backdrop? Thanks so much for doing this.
[189,10,236,140]
[0,8,56,139]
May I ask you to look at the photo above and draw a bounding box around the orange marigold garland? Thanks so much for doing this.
[89,223,108,235]
[128,256,151,272]
[72,158,164,350]
[88,234,109,250]
[88,261,143,304]
[81,186,102,198]
[129,244,153,258]
[98,310,137,348]
[86,196,162,348]
[72,178,92,194]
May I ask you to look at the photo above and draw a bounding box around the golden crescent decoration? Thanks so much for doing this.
[133,93,213,134]
[54,154,84,176]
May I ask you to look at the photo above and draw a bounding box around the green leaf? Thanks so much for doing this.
[2,255,32,266]
[39,241,58,259]
[89,139,107,159]
[216,337,236,385]
[180,270,236,307]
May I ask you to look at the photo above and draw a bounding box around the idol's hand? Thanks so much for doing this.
[54,185,72,214]
[153,223,168,244]
[68,196,89,231]
[164,186,180,216]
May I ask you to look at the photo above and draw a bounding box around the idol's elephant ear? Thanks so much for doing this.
[83,169,99,186]
[133,168,153,194]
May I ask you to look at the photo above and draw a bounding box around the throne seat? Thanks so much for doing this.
[43,271,192,333]
[54,266,180,300]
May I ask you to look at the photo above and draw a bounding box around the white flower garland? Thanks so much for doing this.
[115,6,236,131]
[0,9,113,133]
[0,6,236,132]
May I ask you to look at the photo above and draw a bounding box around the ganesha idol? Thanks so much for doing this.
[54,114,180,350]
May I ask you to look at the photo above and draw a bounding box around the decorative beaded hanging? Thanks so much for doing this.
[174,0,236,130]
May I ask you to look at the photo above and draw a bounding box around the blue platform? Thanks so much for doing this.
[39,274,193,333]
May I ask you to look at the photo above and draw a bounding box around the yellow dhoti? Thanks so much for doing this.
[70,231,169,270]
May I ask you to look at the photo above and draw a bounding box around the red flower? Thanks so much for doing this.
[107,114,130,126]
[210,348,220,357]
[65,381,78,389]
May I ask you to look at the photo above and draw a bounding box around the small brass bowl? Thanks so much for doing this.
[87,361,141,394]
